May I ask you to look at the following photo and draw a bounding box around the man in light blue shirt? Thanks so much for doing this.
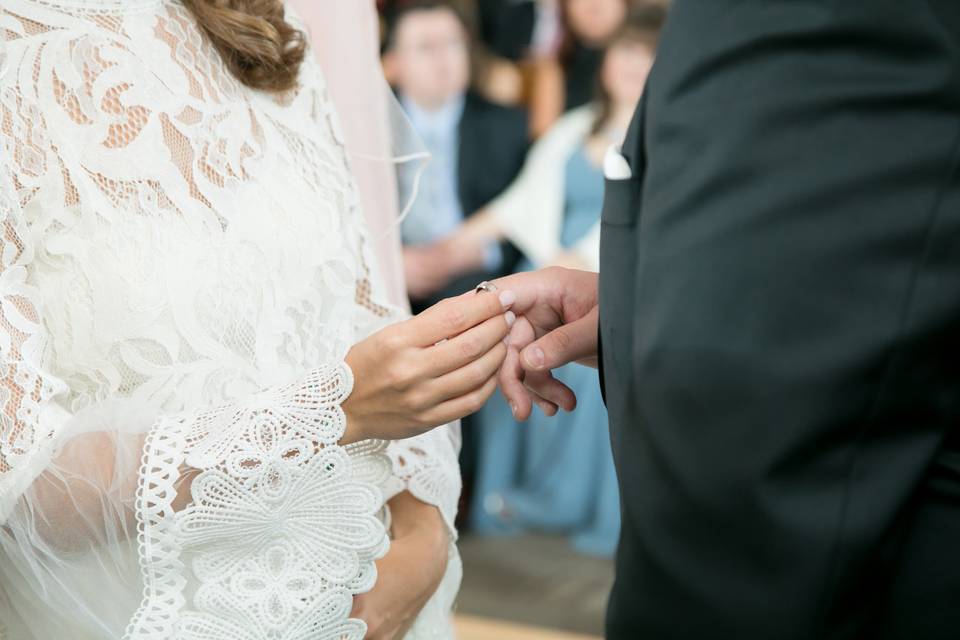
[399,95,466,245]
[386,1,527,305]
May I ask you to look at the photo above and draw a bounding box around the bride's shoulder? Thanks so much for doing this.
[1,1,140,44]
[1,1,161,81]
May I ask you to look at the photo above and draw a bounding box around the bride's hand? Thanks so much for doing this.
[351,492,449,640]
[340,288,516,443]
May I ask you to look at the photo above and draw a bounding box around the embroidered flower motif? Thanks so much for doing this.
[185,364,354,469]
[181,587,365,640]
[178,447,385,585]
[228,543,321,630]
[223,419,312,500]
[387,432,462,534]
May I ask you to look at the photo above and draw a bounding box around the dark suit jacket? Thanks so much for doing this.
[599,1,960,638]
[457,92,529,225]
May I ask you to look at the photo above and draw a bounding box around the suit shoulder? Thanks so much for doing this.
[465,93,528,132]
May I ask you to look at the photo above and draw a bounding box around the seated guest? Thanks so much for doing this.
[384,1,530,520]
[528,0,630,137]
[444,7,664,555]
[382,0,529,309]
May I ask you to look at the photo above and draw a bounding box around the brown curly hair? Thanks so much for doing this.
[182,0,307,93]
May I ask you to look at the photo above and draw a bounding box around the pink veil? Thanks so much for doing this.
[290,0,428,311]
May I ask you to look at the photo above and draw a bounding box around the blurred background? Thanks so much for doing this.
[375,1,669,637]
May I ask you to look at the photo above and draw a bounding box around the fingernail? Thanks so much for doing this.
[510,403,518,418]
[524,347,545,369]
[499,290,516,308]
[504,311,516,327]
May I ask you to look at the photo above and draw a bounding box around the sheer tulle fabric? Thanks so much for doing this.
[0,1,459,638]
[291,0,428,312]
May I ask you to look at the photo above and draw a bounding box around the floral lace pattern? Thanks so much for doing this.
[0,1,461,638]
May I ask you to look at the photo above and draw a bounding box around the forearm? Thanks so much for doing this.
[351,489,451,639]
[388,490,448,545]
[443,209,506,277]
[6,362,367,549]
[460,208,503,244]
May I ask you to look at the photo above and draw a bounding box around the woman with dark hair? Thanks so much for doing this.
[0,1,512,638]
[439,8,665,555]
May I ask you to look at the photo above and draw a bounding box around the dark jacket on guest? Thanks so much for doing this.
[411,91,529,311]
[457,92,529,218]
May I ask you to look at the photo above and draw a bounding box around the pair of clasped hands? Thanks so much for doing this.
[340,267,600,446]
[342,267,597,640]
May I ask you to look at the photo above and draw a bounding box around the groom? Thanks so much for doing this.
[488,1,960,638]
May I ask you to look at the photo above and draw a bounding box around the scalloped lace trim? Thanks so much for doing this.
[126,363,390,640]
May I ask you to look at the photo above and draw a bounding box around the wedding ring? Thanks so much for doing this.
[474,281,498,295]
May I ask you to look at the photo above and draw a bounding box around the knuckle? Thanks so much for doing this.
[386,363,412,391]
[485,292,504,314]
[544,265,565,279]
[458,336,483,359]
[418,404,446,429]
[414,411,435,429]
[400,352,425,377]
[465,363,488,388]
[404,388,429,412]
[466,389,487,413]
[441,303,468,334]
[380,328,407,352]
[551,327,574,352]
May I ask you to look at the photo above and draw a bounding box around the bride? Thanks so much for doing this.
[0,0,516,638]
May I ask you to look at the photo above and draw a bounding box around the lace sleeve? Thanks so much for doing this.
[288,13,465,541]
[0,139,73,522]
[384,426,463,538]
[128,363,390,639]
[0,92,388,639]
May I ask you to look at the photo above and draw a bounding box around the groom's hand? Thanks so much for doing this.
[491,268,600,421]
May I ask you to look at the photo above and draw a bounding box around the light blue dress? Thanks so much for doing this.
[470,145,621,556]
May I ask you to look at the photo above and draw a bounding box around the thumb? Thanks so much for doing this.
[520,306,599,372]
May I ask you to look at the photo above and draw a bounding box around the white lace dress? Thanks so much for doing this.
[0,1,462,638]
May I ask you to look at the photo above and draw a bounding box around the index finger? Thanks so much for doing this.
[413,288,516,346]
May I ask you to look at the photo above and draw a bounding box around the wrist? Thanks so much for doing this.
[389,491,447,544]
[339,407,365,445]
[339,357,366,445]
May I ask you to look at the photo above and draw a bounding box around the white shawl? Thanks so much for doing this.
[490,106,602,271]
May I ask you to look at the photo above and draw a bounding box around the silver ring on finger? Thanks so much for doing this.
[474,281,498,295]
